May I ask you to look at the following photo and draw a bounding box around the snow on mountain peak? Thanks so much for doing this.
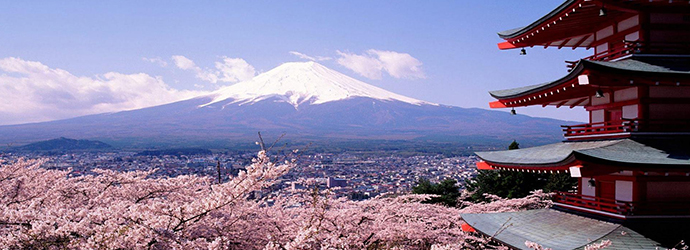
[202,61,435,108]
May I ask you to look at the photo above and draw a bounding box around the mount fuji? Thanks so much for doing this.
[0,62,567,147]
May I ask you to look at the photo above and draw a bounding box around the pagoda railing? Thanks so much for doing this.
[554,192,632,215]
[562,119,690,140]
[561,119,634,139]
[554,192,690,216]
[584,43,634,62]
[566,42,634,70]
[566,40,690,70]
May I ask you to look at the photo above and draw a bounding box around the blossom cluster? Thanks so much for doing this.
[0,152,292,249]
[458,190,553,214]
[0,151,559,249]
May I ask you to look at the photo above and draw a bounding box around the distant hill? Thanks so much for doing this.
[17,137,112,151]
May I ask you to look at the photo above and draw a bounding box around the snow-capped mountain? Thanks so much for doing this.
[0,62,568,147]
[203,61,434,108]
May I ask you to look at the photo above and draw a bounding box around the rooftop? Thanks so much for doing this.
[489,56,690,100]
[497,0,690,50]
[462,209,660,250]
[476,137,690,168]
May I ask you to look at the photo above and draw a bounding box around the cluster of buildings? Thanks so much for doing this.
[0,150,478,199]
[0,151,253,178]
[277,153,478,198]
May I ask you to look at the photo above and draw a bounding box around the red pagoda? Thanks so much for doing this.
[464,0,690,249]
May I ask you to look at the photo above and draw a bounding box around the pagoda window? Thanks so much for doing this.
[649,104,690,120]
[581,177,596,197]
[595,25,615,41]
[595,43,609,56]
[591,92,611,106]
[591,109,605,124]
[621,105,638,120]
[646,181,690,202]
[617,15,640,32]
[614,180,633,202]
[648,86,690,120]
[649,13,689,24]
[650,30,690,43]
[649,86,690,98]
[647,13,690,51]
[614,87,638,102]
[625,31,640,42]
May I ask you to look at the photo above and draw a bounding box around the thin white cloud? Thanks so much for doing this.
[336,50,383,79]
[171,55,255,84]
[368,50,425,79]
[0,57,207,125]
[335,49,426,80]
[215,57,256,83]
[142,57,168,67]
[289,51,332,62]
[171,55,197,70]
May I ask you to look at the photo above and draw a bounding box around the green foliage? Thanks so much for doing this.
[466,170,548,201]
[347,191,370,201]
[544,172,578,193]
[466,140,577,202]
[508,140,519,150]
[412,178,460,207]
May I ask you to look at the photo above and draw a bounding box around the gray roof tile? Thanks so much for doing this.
[476,138,690,167]
[462,209,661,250]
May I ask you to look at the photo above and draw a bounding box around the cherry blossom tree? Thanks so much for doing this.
[1,151,559,249]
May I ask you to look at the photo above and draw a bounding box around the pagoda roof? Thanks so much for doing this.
[476,140,616,167]
[489,56,690,100]
[497,0,579,39]
[496,0,690,50]
[462,209,660,250]
[496,0,637,50]
[476,137,690,168]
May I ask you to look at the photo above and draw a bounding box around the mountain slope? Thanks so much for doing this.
[0,62,570,147]
[205,61,433,108]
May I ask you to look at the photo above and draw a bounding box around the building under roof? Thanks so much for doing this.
[466,0,690,248]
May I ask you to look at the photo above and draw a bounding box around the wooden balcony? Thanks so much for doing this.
[566,40,690,70]
[566,42,634,70]
[553,192,690,217]
[561,119,690,140]
[561,120,634,140]
[554,192,633,215]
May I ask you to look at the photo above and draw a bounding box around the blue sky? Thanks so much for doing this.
[0,1,592,125]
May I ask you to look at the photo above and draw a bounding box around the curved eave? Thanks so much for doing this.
[488,57,690,108]
[476,152,578,170]
[476,138,690,171]
[477,157,578,171]
[497,0,638,50]
[489,62,584,100]
[498,0,690,49]
[474,140,621,170]
[497,0,579,39]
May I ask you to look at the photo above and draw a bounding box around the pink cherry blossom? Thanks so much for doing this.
[0,152,555,249]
